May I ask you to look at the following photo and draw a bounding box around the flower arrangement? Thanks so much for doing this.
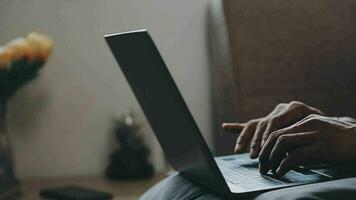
[0,33,53,196]
[0,32,53,100]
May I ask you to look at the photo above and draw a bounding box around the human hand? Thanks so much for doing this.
[222,101,323,158]
[259,114,356,176]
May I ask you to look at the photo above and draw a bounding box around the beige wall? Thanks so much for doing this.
[0,0,212,179]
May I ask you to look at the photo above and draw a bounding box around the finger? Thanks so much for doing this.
[259,124,311,174]
[222,123,246,133]
[259,131,279,174]
[276,145,319,176]
[250,120,267,159]
[261,102,316,146]
[269,103,288,116]
[269,132,318,174]
[261,118,278,147]
[261,109,301,146]
[235,122,257,153]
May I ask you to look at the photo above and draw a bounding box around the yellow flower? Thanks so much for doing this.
[38,34,53,62]
[6,37,32,62]
[0,47,13,69]
[27,32,53,62]
[26,32,42,61]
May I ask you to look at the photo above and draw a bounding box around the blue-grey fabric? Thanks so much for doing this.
[140,173,356,200]
[139,173,226,200]
[256,178,356,200]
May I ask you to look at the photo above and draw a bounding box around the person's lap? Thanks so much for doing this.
[140,173,356,200]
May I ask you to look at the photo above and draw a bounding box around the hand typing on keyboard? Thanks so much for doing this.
[258,114,356,176]
[222,101,323,158]
[222,101,356,177]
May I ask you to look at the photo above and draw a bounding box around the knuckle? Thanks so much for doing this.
[276,135,287,144]
[269,132,279,140]
[276,103,287,108]
[250,142,258,149]
[289,101,304,107]
[306,114,320,120]
[248,119,257,125]
[260,119,268,126]
[256,120,267,129]
[288,101,306,110]
[271,130,279,136]
[289,101,308,113]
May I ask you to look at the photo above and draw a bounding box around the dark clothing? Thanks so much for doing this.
[140,173,356,200]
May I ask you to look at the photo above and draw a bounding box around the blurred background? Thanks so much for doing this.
[0,0,213,179]
[2,0,356,199]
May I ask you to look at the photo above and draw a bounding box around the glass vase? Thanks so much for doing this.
[0,97,17,191]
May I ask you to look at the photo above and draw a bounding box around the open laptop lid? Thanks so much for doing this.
[105,30,231,197]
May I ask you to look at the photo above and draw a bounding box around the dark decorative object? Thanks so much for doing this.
[105,113,154,180]
[40,186,113,200]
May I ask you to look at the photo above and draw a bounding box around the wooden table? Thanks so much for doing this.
[18,173,166,199]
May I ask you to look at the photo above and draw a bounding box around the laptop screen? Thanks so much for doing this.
[105,30,229,196]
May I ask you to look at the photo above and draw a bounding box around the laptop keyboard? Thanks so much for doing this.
[220,165,283,189]
[217,156,327,190]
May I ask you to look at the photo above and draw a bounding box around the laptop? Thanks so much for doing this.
[105,30,348,199]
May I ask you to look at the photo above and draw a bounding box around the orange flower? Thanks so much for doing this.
[6,37,32,62]
[0,47,13,69]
